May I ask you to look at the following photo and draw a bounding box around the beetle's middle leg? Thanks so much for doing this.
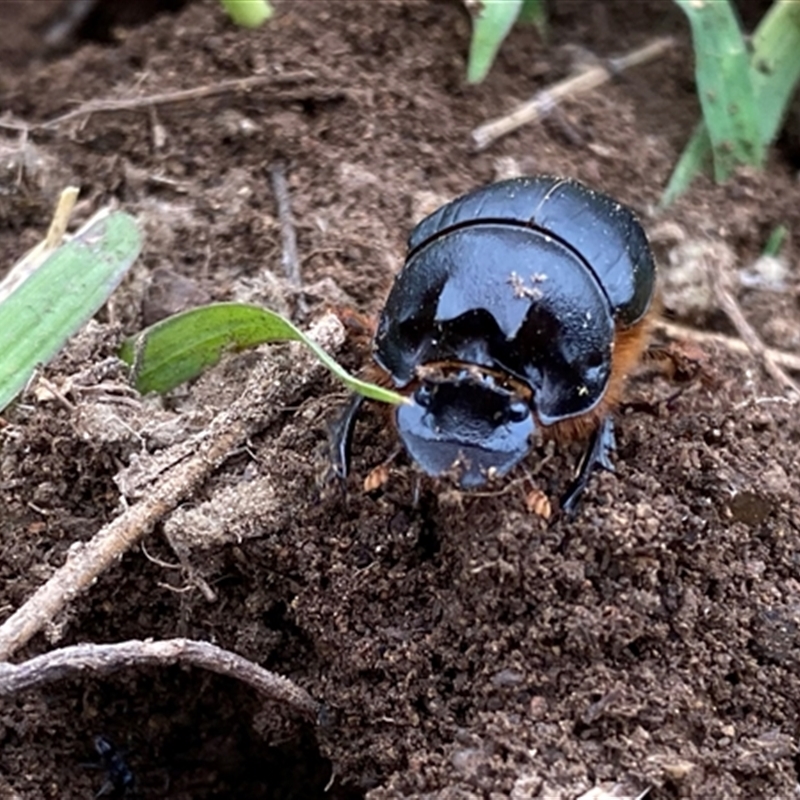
[559,416,616,516]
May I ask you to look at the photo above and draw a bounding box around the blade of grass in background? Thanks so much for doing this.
[674,0,763,181]
[456,0,796,202]
[750,0,800,147]
[663,0,800,205]
[465,0,523,84]
[0,210,142,412]
[762,225,788,258]
[661,123,714,208]
[119,302,406,405]
[518,0,547,39]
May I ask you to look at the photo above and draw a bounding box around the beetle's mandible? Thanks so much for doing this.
[330,176,657,513]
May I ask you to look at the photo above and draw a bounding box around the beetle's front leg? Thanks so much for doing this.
[327,392,365,482]
[560,416,616,516]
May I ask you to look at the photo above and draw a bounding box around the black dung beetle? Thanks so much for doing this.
[331,176,656,512]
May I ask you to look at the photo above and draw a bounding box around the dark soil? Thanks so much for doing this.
[2,1,800,798]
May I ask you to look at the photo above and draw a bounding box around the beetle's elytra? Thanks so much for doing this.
[331,176,656,512]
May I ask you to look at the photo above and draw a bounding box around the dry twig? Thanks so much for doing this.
[0,314,346,662]
[0,72,339,132]
[41,73,321,129]
[0,187,80,304]
[0,638,319,719]
[656,321,800,376]
[656,320,800,373]
[705,259,800,394]
[269,161,308,317]
[471,37,675,151]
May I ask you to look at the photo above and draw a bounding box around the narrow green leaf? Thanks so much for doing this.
[119,302,406,405]
[518,0,547,38]
[750,0,800,148]
[0,211,142,412]
[663,0,800,204]
[466,0,524,84]
[674,0,763,180]
[762,225,788,258]
[660,121,713,208]
[220,0,273,28]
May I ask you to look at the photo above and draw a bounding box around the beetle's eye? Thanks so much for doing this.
[414,384,434,408]
[585,351,605,369]
[507,399,529,423]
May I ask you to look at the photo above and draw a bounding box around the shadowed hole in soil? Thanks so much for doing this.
[13,669,361,800]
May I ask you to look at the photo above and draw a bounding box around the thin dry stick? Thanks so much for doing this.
[269,162,308,317]
[29,72,321,130]
[705,260,800,394]
[471,36,675,151]
[0,73,318,133]
[656,320,800,375]
[0,314,345,662]
[0,186,79,305]
[0,639,319,719]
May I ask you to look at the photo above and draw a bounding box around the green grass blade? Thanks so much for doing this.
[0,211,142,412]
[750,0,800,147]
[660,120,713,207]
[465,0,523,84]
[220,0,273,28]
[119,302,406,405]
[518,0,547,38]
[762,225,788,258]
[674,0,763,180]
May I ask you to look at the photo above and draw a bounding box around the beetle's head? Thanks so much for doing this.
[395,364,535,488]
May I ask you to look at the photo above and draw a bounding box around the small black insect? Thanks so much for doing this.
[331,176,656,512]
[93,735,135,797]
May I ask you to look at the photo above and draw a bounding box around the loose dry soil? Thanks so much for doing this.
[1,1,800,798]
